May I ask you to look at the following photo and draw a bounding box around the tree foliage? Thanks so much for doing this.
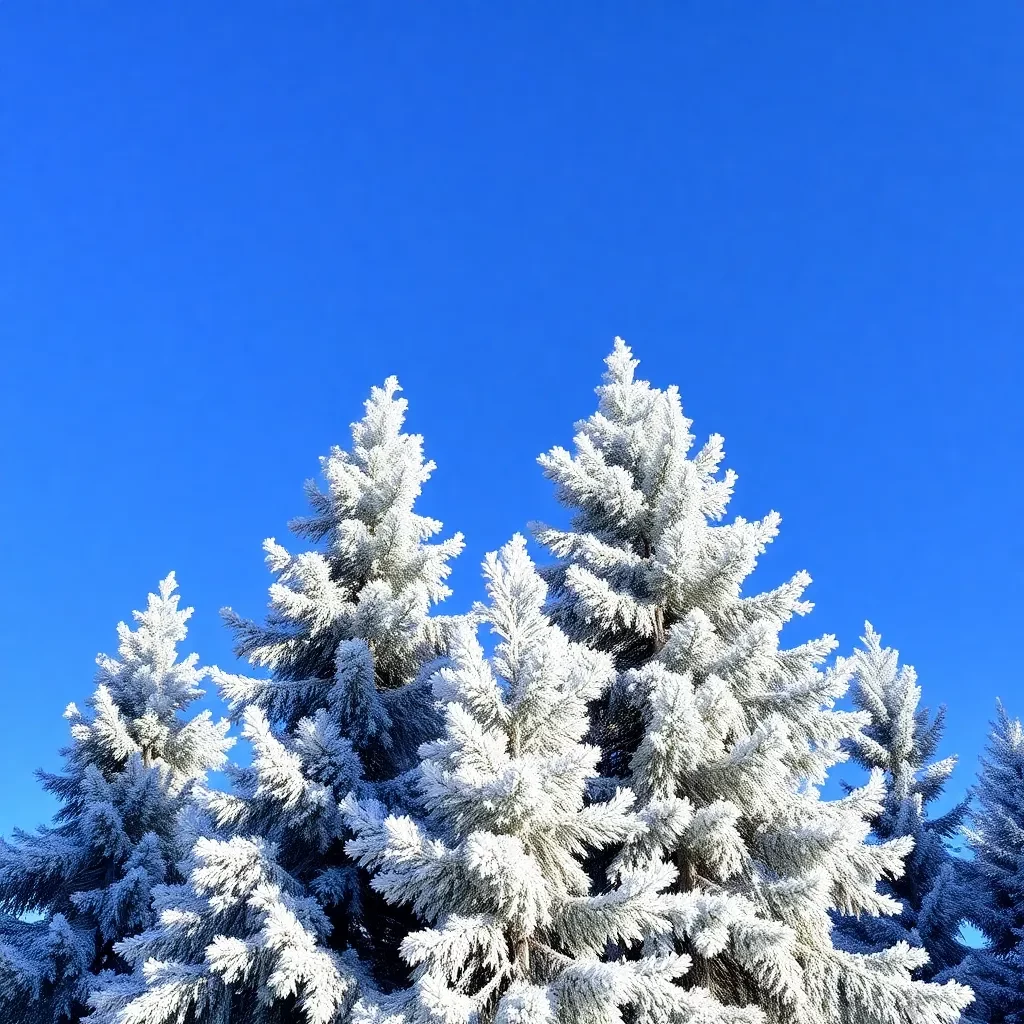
[0,575,231,1023]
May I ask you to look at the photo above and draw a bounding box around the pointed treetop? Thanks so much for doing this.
[847,622,952,794]
[97,572,205,727]
[603,337,640,386]
[349,374,428,478]
[289,374,458,566]
[0,575,231,1023]
[533,340,974,1021]
[218,372,463,733]
[834,623,968,982]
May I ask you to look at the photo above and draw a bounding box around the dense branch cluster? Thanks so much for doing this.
[0,341,1009,1023]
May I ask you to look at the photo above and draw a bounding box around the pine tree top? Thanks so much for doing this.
[532,340,974,1024]
[845,624,965,839]
[218,375,464,731]
[0,576,232,1022]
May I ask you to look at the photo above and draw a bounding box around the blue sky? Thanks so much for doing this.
[0,4,1020,835]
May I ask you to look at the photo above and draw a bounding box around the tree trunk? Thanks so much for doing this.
[676,852,713,993]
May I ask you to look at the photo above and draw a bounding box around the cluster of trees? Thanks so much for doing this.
[0,341,1018,1024]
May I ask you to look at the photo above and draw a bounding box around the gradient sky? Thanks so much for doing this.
[0,4,1020,836]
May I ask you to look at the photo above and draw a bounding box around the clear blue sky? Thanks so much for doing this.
[0,4,1020,835]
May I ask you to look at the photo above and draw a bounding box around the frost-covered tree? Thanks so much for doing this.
[346,535,761,1024]
[831,625,968,981]
[0,574,232,1024]
[531,339,972,1024]
[91,378,464,1024]
[955,703,1024,1024]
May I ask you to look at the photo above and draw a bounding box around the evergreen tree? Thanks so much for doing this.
[346,535,761,1024]
[90,378,463,1024]
[956,703,1024,1023]
[531,339,973,1023]
[0,574,232,1023]
[832,625,968,981]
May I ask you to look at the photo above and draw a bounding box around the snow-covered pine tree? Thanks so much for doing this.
[90,377,464,1024]
[531,339,973,1024]
[955,702,1024,1024]
[346,535,767,1024]
[0,574,232,1024]
[831,625,968,981]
